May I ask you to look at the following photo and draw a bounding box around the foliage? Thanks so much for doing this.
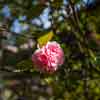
[0,0,100,100]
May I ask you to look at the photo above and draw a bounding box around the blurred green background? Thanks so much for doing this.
[0,0,100,100]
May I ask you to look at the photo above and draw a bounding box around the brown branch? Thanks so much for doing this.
[68,0,82,32]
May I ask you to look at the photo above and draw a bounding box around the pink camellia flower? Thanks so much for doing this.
[32,41,64,73]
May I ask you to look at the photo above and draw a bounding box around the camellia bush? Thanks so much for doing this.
[0,0,100,100]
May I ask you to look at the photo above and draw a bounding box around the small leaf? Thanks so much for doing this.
[27,4,46,19]
[44,77,53,84]
[51,0,63,9]
[88,49,96,61]
[95,34,100,40]
[37,31,54,47]
[16,59,33,71]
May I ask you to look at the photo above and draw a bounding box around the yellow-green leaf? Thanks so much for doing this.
[95,34,100,40]
[37,31,54,47]
[44,77,53,84]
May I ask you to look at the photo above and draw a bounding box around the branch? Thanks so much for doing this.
[68,0,82,32]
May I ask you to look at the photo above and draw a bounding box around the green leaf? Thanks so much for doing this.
[16,35,28,45]
[37,31,54,47]
[95,33,100,40]
[16,59,33,71]
[27,4,46,19]
[51,0,63,9]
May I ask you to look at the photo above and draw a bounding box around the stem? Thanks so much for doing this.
[68,0,82,33]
